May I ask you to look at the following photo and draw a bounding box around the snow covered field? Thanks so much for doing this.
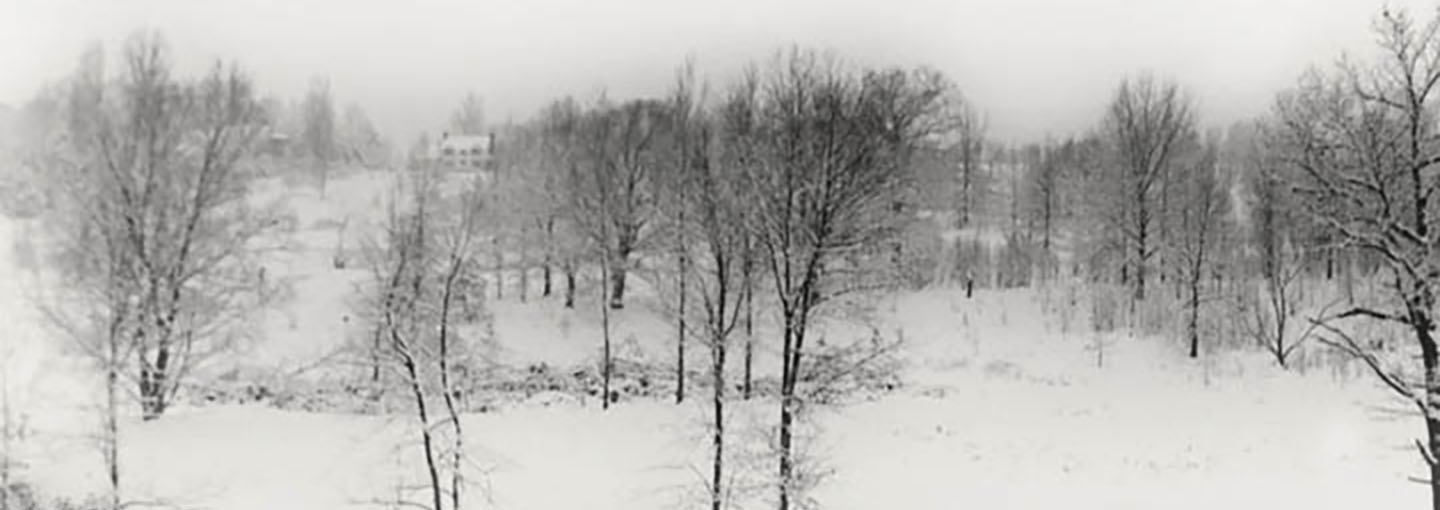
[3,171,1429,509]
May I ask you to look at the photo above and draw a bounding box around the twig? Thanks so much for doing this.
[1417,438,1438,468]
[1311,319,1423,411]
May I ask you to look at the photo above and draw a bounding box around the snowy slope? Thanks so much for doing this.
[5,171,1431,509]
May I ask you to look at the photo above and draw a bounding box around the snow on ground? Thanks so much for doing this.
[822,286,1425,509]
[25,402,702,510]
[239,171,389,372]
[5,170,1433,509]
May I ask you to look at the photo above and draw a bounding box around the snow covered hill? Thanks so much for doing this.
[4,170,1429,510]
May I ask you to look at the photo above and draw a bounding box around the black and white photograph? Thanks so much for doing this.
[7,0,1440,508]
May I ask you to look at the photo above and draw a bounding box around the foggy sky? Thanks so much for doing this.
[3,0,1432,145]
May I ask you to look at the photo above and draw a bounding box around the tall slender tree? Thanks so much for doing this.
[1170,138,1229,358]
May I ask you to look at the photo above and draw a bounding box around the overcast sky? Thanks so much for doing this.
[3,0,1433,144]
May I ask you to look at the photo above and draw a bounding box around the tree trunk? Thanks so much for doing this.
[1042,190,1052,253]
[564,262,576,309]
[743,270,754,400]
[777,316,801,510]
[609,257,628,310]
[439,256,466,510]
[1188,212,1210,359]
[1267,260,1292,369]
[677,252,687,404]
[1427,410,1440,510]
[1416,308,1440,510]
[778,391,795,510]
[105,314,122,510]
[139,344,170,420]
[601,254,613,410]
[1187,276,1200,358]
[493,237,503,301]
[543,217,554,297]
[1135,220,1148,302]
[959,148,973,229]
[401,349,444,510]
[520,255,529,303]
[1274,290,1289,368]
[1325,247,1335,280]
[1343,249,1355,305]
[543,262,553,297]
[710,335,727,510]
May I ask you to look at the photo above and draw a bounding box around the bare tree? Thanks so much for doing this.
[1273,8,1440,507]
[372,169,445,510]
[744,50,950,510]
[1027,143,1059,257]
[491,121,551,304]
[659,60,704,404]
[597,189,615,410]
[1234,121,1312,367]
[1102,75,1196,303]
[56,32,267,421]
[1169,138,1230,358]
[536,98,586,308]
[564,98,667,310]
[365,160,482,510]
[1021,138,1087,279]
[553,97,661,407]
[952,101,987,229]
[433,172,485,510]
[672,82,753,510]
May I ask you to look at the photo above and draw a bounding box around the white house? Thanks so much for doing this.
[430,132,495,171]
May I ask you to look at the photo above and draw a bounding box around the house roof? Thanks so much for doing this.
[438,134,491,152]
